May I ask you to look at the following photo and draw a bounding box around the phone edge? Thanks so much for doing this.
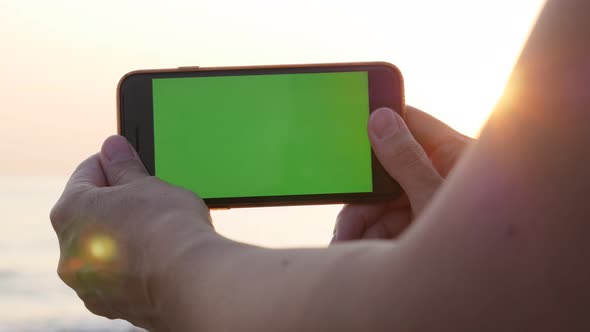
[117,61,405,131]
[115,61,405,208]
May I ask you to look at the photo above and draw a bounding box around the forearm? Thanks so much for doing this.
[395,0,590,329]
[144,1,590,330]
[151,233,403,331]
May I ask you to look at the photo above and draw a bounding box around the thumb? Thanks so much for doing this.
[369,108,443,215]
[99,135,149,186]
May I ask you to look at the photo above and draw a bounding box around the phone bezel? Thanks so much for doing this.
[118,62,405,208]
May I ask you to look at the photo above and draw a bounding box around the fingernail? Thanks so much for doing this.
[369,108,401,139]
[102,136,135,162]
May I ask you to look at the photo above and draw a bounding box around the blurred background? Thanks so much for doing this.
[0,0,543,330]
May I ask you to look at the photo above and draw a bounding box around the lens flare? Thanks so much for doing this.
[65,257,84,271]
[87,234,117,263]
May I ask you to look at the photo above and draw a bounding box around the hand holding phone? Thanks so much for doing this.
[118,62,405,207]
[333,106,473,242]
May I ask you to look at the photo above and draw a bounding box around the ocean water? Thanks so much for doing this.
[0,176,337,331]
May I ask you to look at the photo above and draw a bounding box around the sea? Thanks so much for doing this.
[0,176,338,331]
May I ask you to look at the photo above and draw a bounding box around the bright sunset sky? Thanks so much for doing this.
[1,0,544,176]
[0,2,550,325]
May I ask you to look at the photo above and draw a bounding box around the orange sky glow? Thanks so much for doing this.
[0,0,544,175]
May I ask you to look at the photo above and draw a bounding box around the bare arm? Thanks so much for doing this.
[392,0,590,329]
[155,1,590,330]
[51,1,590,331]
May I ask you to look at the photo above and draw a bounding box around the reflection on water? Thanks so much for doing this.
[0,176,337,331]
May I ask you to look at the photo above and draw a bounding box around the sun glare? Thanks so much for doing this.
[87,234,117,263]
[0,0,545,174]
[398,1,546,137]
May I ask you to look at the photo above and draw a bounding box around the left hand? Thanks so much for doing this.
[50,136,213,330]
[332,106,474,242]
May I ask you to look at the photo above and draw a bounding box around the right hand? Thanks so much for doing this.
[332,106,473,242]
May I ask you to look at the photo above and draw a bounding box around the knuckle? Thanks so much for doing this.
[110,165,133,185]
[81,293,118,319]
[57,269,68,284]
[381,133,443,193]
[57,264,75,288]
[335,206,353,228]
[337,206,369,228]
[389,135,430,169]
[335,206,350,222]
[110,160,148,185]
[50,198,74,232]
[334,205,373,239]
[430,135,472,177]
[51,190,99,233]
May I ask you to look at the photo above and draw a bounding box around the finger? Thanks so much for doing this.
[65,153,108,193]
[50,154,107,231]
[369,108,443,215]
[362,209,412,240]
[331,195,410,244]
[406,106,474,176]
[78,289,120,320]
[99,135,149,186]
[405,105,472,154]
[331,203,389,244]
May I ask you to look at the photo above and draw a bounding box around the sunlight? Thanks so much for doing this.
[1,1,549,329]
[1,1,545,174]
[86,234,117,263]
[397,1,546,136]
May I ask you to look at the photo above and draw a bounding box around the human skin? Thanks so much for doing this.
[332,106,472,242]
[50,0,590,330]
[51,105,455,330]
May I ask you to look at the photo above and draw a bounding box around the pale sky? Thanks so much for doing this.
[0,0,544,175]
[0,2,548,324]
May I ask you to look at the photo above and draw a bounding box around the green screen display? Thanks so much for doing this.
[152,72,373,199]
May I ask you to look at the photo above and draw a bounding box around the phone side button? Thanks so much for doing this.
[127,126,139,151]
[178,66,201,71]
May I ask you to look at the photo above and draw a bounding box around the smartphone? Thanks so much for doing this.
[118,62,405,208]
